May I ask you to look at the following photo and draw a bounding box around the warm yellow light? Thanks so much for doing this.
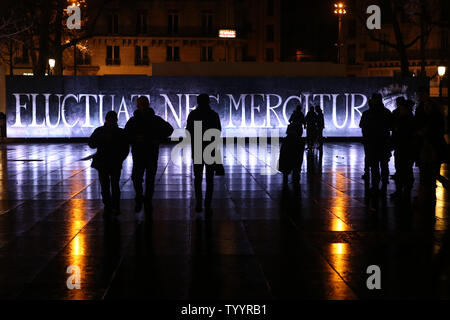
[330,243,348,255]
[48,58,55,68]
[334,2,346,14]
[219,29,236,38]
[438,66,446,77]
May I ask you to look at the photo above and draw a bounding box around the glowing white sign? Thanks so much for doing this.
[5,76,423,138]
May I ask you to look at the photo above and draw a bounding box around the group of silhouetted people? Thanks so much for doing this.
[90,90,447,218]
[360,90,447,203]
[89,94,222,219]
[89,96,174,217]
[305,105,325,150]
[278,104,325,184]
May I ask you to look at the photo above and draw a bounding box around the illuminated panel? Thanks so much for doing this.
[5,76,426,138]
[218,29,236,38]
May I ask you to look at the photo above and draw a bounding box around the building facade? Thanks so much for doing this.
[5,0,281,76]
[340,0,449,97]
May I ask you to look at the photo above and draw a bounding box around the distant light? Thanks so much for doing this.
[48,58,56,68]
[334,2,347,15]
[219,29,236,38]
[438,66,446,77]
[23,73,34,76]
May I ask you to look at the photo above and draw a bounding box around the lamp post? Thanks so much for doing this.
[438,65,446,99]
[334,2,347,64]
[48,58,55,76]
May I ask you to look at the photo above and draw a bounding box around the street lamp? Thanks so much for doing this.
[334,2,347,64]
[438,66,446,98]
[48,58,55,75]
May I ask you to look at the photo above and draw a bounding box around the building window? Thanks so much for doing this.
[267,0,274,16]
[15,45,29,64]
[379,33,389,53]
[265,48,274,61]
[135,46,149,65]
[347,44,356,65]
[166,46,180,61]
[266,25,274,42]
[201,46,213,61]
[136,12,148,34]
[348,19,356,38]
[75,48,91,65]
[201,13,213,35]
[106,45,120,65]
[107,13,119,34]
[441,30,448,50]
[168,14,179,34]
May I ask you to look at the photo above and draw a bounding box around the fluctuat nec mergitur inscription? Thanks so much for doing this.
[5,76,424,137]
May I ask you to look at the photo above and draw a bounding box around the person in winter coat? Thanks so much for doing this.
[278,104,306,184]
[89,111,129,217]
[125,96,174,213]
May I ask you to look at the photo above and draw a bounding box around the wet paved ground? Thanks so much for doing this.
[0,142,449,300]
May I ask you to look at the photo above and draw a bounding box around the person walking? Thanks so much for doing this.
[415,96,447,204]
[315,105,325,150]
[278,104,306,184]
[125,96,174,213]
[359,93,392,194]
[88,111,129,217]
[305,107,317,150]
[186,94,222,214]
[390,97,415,201]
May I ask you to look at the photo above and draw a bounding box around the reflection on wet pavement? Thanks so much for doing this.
[0,142,448,299]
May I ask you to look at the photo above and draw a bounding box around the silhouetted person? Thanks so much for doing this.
[315,105,325,149]
[125,96,174,213]
[391,97,415,201]
[186,94,222,214]
[0,112,6,141]
[89,111,129,216]
[359,93,392,194]
[360,101,372,183]
[279,104,306,184]
[413,88,429,166]
[305,107,317,150]
[415,96,446,204]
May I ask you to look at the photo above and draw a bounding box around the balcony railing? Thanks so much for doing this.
[14,57,30,64]
[75,56,91,65]
[135,57,149,65]
[96,27,248,39]
[105,58,121,65]
[364,49,447,61]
